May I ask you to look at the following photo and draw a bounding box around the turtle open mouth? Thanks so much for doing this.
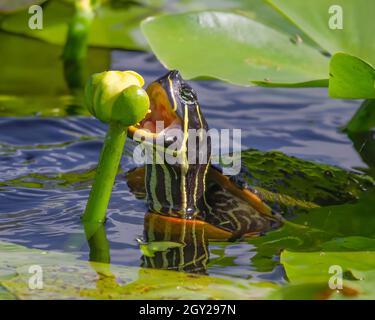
[138,82,182,135]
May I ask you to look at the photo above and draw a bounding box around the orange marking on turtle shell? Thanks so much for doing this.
[145,212,232,241]
[208,167,273,217]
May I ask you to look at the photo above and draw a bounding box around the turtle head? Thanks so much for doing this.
[131,70,211,218]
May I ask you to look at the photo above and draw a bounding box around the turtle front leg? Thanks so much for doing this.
[207,165,275,217]
[125,166,146,199]
[199,165,282,240]
[228,165,279,215]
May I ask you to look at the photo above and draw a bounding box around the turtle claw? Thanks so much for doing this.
[228,163,253,190]
[229,174,249,189]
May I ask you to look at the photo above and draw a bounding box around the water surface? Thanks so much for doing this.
[0,47,364,282]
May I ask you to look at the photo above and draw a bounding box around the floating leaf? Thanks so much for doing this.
[0,241,277,299]
[329,53,375,99]
[347,131,375,178]
[279,250,375,299]
[269,0,375,67]
[139,241,183,258]
[141,11,328,86]
[249,189,375,272]
[0,31,109,95]
[346,100,375,132]
[0,0,46,13]
[269,0,375,98]
[281,251,375,282]
[322,237,375,251]
[0,0,153,50]
[142,0,375,96]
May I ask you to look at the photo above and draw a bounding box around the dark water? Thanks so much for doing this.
[0,49,364,282]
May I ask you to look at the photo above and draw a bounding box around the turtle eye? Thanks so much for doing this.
[180,84,197,104]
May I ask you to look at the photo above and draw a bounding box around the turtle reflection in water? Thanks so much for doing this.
[126,70,281,274]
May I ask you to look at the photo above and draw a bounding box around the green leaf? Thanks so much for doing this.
[141,0,374,93]
[141,11,329,86]
[0,31,66,95]
[238,149,375,272]
[269,0,375,67]
[0,0,153,50]
[0,31,109,95]
[268,282,331,300]
[322,237,375,251]
[269,0,375,98]
[249,189,375,272]
[0,31,109,116]
[329,53,375,99]
[280,250,375,299]
[284,250,375,281]
[0,241,277,299]
[139,241,183,258]
[346,100,375,132]
[347,131,375,178]
[0,0,46,13]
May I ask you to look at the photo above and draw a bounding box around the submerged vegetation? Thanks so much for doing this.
[0,0,374,300]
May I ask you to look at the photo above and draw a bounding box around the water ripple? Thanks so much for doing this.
[0,50,366,281]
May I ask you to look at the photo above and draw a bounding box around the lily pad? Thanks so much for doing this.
[0,31,109,95]
[280,250,375,283]
[279,250,375,299]
[0,241,277,299]
[322,237,375,251]
[269,0,375,67]
[269,0,375,98]
[347,130,375,178]
[329,53,375,99]
[0,0,46,13]
[346,100,375,132]
[249,189,375,272]
[139,241,183,258]
[142,0,375,98]
[0,0,153,50]
[141,11,328,86]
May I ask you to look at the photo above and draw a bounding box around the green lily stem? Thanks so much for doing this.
[63,0,94,62]
[63,0,95,89]
[82,122,127,223]
[83,221,114,281]
[84,222,110,264]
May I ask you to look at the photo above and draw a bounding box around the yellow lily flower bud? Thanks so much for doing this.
[84,70,149,125]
